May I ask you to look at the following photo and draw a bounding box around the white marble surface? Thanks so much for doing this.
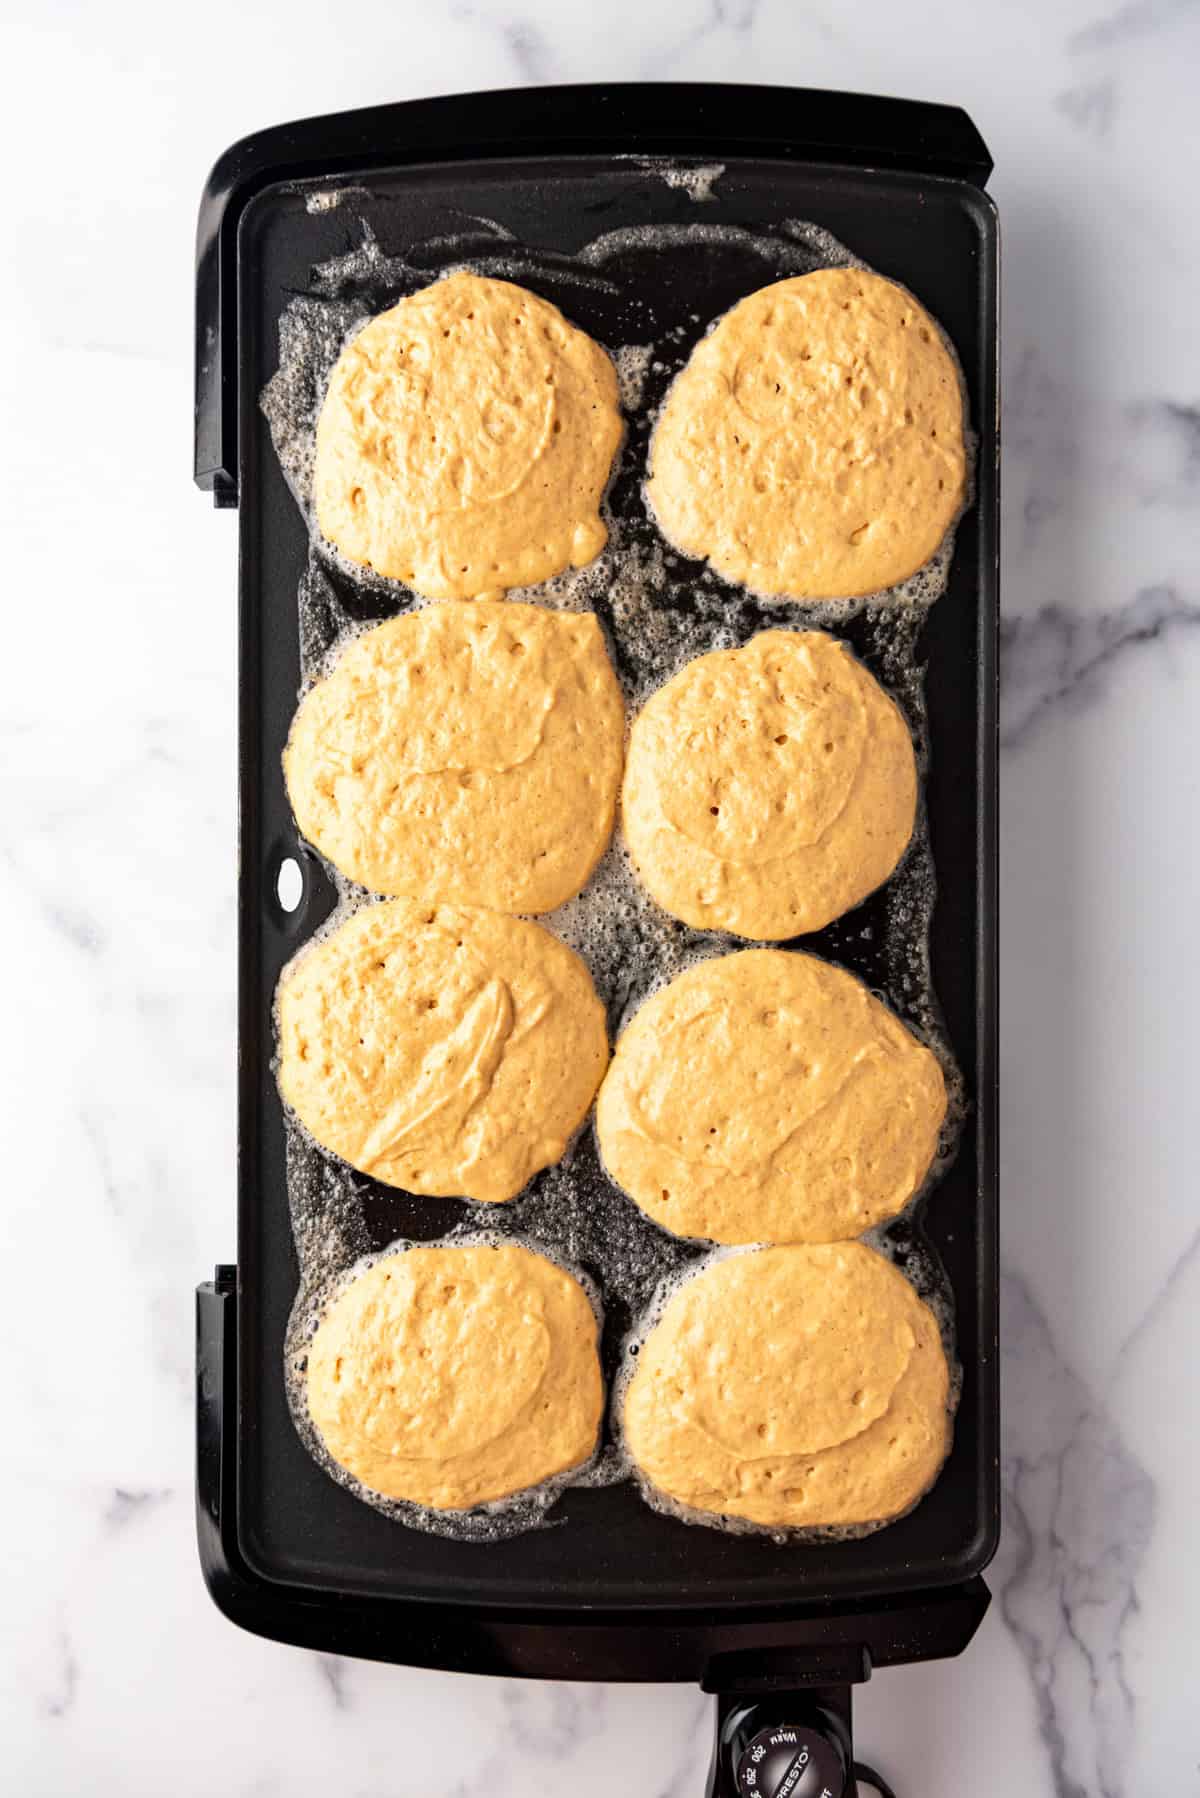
[3,2,1199,1792]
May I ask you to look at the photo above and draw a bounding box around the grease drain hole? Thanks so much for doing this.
[276,855,304,915]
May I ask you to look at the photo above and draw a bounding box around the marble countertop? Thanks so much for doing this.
[5,1,1199,1792]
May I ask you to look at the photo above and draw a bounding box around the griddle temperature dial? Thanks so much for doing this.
[735,1722,847,1798]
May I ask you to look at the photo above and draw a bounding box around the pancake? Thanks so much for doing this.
[313,273,622,597]
[277,901,608,1203]
[646,267,967,601]
[307,1242,603,1508]
[623,1242,951,1530]
[283,601,624,911]
[595,948,946,1244]
[621,629,917,938]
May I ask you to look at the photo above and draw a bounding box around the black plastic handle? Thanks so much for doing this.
[194,82,993,502]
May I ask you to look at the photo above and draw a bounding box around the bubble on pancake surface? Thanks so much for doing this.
[266,197,969,1539]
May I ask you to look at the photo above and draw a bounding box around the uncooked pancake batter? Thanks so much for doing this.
[595,948,946,1243]
[284,601,624,911]
[646,267,966,600]
[277,901,609,1203]
[621,628,917,938]
[307,1242,604,1508]
[314,272,623,597]
[624,1242,951,1529]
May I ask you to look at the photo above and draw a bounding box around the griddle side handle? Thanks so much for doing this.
[194,83,993,504]
[196,1269,239,1607]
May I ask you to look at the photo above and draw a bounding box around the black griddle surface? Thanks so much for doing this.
[235,153,997,1614]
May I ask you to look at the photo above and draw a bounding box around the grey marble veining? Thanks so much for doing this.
[997,1274,1155,1798]
[999,588,1200,748]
